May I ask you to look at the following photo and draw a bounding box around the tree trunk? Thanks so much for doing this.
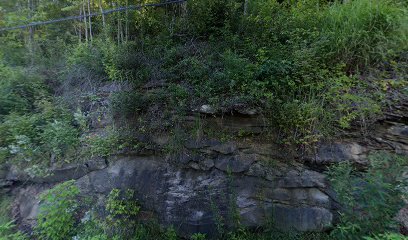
[117,10,120,45]
[87,0,93,42]
[79,8,83,42]
[83,2,88,43]
[99,0,106,28]
[28,0,35,65]
[125,0,129,41]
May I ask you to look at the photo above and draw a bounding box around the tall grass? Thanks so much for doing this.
[321,0,408,72]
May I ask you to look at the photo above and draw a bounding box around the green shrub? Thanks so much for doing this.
[41,120,79,159]
[104,189,141,238]
[164,226,178,240]
[272,97,328,145]
[325,75,382,129]
[364,233,408,240]
[66,43,104,75]
[82,129,121,158]
[0,222,27,240]
[0,65,46,117]
[187,0,242,37]
[36,180,80,240]
[168,84,189,110]
[75,214,109,240]
[0,110,80,171]
[191,233,206,240]
[328,152,408,239]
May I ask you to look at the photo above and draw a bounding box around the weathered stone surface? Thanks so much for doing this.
[214,154,257,173]
[6,165,28,181]
[314,142,367,164]
[278,170,326,188]
[74,156,334,237]
[185,139,221,150]
[246,161,285,181]
[35,164,88,183]
[199,105,216,114]
[308,188,330,208]
[12,184,51,232]
[200,158,215,170]
[0,180,11,188]
[237,108,257,116]
[178,152,203,165]
[388,125,408,138]
[209,142,237,155]
[205,116,268,135]
[10,123,407,238]
[396,206,408,235]
[85,157,108,171]
[188,162,200,170]
[273,205,333,231]
[5,160,107,184]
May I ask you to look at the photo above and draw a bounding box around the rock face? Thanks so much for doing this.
[1,89,407,238]
[4,142,336,237]
[76,154,334,235]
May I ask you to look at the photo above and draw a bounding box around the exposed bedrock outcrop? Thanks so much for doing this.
[76,154,334,235]
[7,150,335,237]
[1,85,407,237]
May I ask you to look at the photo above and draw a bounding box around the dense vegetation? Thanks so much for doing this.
[0,0,407,239]
[0,0,407,169]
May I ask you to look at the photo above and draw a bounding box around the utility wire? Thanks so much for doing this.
[0,0,187,32]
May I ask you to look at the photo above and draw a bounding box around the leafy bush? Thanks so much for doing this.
[328,152,408,239]
[325,75,382,129]
[0,65,46,117]
[187,0,242,37]
[41,120,79,159]
[364,233,408,240]
[191,233,207,240]
[0,222,27,240]
[66,43,104,75]
[104,189,141,238]
[0,111,80,172]
[36,180,80,240]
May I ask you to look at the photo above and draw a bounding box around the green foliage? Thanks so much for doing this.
[0,222,27,240]
[325,75,382,129]
[328,152,408,239]
[364,233,408,240]
[321,0,408,71]
[41,120,79,158]
[164,226,178,240]
[104,189,140,238]
[0,108,79,174]
[36,180,80,240]
[0,1,407,238]
[0,196,11,226]
[272,97,327,145]
[75,219,107,240]
[191,233,207,240]
[110,91,148,119]
[66,43,104,75]
[0,65,46,117]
